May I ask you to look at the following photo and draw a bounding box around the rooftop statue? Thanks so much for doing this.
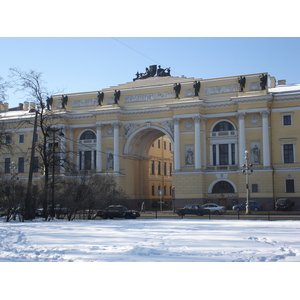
[133,65,171,81]
[97,91,104,106]
[61,95,68,109]
[260,74,268,90]
[238,76,246,92]
[193,81,201,96]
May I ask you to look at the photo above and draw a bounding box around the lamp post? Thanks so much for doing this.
[242,150,253,215]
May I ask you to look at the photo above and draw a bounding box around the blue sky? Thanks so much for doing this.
[1,37,300,108]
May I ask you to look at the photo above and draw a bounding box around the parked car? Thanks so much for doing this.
[275,198,293,211]
[176,204,206,216]
[232,201,262,211]
[201,203,226,214]
[94,205,140,219]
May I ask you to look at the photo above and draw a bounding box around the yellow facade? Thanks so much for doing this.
[1,70,300,210]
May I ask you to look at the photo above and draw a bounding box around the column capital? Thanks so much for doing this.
[173,118,181,125]
[96,123,104,129]
[112,122,122,128]
[193,116,201,122]
[236,112,246,120]
[260,109,270,118]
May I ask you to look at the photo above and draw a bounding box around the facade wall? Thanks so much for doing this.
[1,72,300,210]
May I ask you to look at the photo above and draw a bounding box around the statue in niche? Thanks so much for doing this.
[251,144,260,164]
[260,74,268,90]
[114,90,120,104]
[46,96,53,110]
[107,152,114,169]
[97,91,104,106]
[193,81,201,96]
[238,76,246,92]
[173,83,181,99]
[61,95,68,109]
[185,148,194,165]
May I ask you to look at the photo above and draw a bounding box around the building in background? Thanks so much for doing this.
[1,69,300,210]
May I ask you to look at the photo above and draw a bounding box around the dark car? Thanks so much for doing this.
[94,205,140,219]
[176,204,206,216]
[275,198,293,211]
[232,201,262,211]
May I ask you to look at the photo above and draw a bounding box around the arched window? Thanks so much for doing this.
[80,130,96,140]
[213,121,234,132]
[212,181,235,193]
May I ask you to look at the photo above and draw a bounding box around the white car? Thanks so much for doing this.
[201,203,226,215]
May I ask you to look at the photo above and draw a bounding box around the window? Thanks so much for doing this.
[283,144,294,163]
[164,141,166,150]
[212,181,235,193]
[286,179,295,193]
[33,157,39,173]
[158,161,161,175]
[213,121,234,132]
[19,134,24,143]
[158,139,161,149]
[151,161,155,174]
[169,163,172,175]
[164,185,167,196]
[80,130,96,140]
[5,134,11,145]
[169,142,172,151]
[164,162,167,175]
[4,158,11,173]
[152,185,155,196]
[18,157,25,173]
[252,184,258,193]
[283,115,292,126]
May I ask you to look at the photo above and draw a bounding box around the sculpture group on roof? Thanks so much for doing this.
[133,65,171,81]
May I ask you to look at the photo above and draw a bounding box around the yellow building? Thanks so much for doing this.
[1,68,300,210]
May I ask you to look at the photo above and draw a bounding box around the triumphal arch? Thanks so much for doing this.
[41,66,279,210]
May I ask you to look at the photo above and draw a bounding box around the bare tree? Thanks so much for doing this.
[9,68,64,220]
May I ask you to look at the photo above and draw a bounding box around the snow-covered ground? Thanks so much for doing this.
[1,218,299,299]
[1,218,300,262]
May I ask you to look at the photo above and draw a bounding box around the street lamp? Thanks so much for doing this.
[242,150,253,215]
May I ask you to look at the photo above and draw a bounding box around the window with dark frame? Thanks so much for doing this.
[252,184,258,193]
[283,144,294,163]
[286,179,295,193]
[283,115,292,126]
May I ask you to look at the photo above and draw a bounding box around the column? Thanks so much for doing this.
[193,116,201,170]
[261,110,270,167]
[113,122,121,173]
[173,118,181,171]
[96,124,102,172]
[60,127,66,174]
[237,113,246,167]
[69,128,74,170]
[202,118,207,168]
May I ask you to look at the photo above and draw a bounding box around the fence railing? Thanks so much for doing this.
[70,210,300,221]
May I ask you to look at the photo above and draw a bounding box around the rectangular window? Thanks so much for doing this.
[169,163,172,176]
[18,157,25,173]
[231,144,235,165]
[164,162,167,176]
[5,135,11,145]
[219,144,229,165]
[84,151,92,170]
[164,185,167,196]
[169,142,172,151]
[33,157,39,173]
[19,134,24,143]
[213,145,217,165]
[158,139,161,149]
[286,179,295,193]
[4,158,11,173]
[152,185,155,196]
[151,161,155,175]
[283,144,294,163]
[164,141,166,150]
[283,115,292,126]
[158,161,161,175]
[252,184,258,193]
